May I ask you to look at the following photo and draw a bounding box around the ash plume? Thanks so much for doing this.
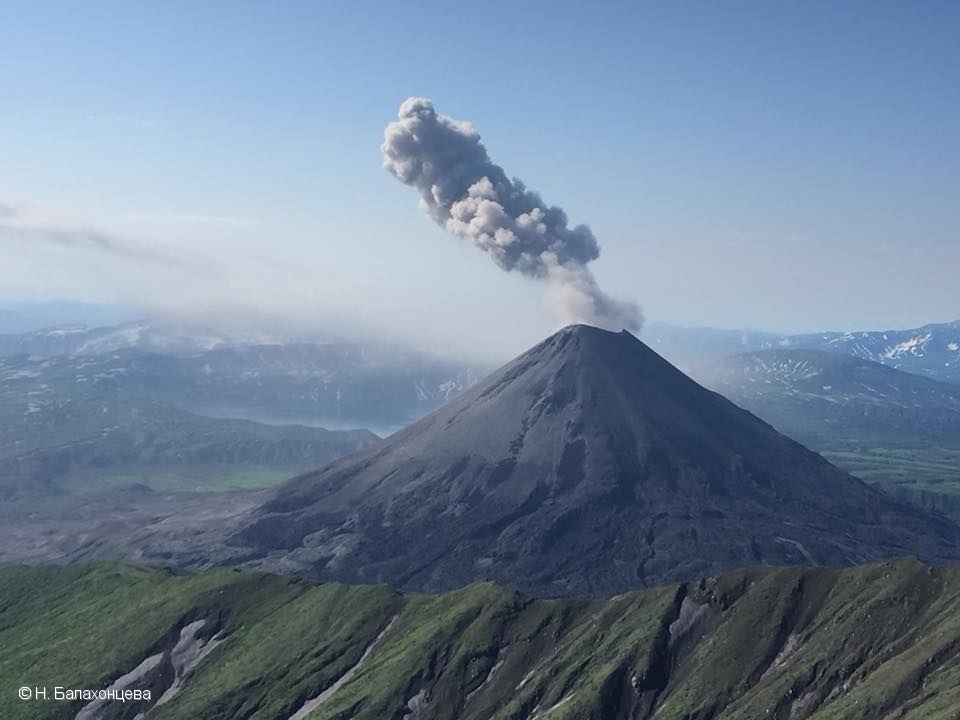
[382,97,641,331]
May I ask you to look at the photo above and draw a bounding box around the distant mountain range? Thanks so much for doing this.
[4,317,957,435]
[6,314,959,383]
[219,326,960,596]
[695,348,960,518]
[0,350,379,503]
[6,558,960,720]
[0,318,481,518]
[0,323,486,432]
[644,319,960,385]
[698,348,960,445]
[0,318,297,357]
[0,300,136,335]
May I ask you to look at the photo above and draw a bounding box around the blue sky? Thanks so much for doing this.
[0,1,957,358]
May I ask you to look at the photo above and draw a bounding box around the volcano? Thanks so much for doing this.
[232,325,960,595]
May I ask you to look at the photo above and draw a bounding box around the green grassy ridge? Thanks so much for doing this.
[3,560,960,719]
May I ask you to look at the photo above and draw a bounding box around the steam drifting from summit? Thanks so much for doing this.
[382,97,641,331]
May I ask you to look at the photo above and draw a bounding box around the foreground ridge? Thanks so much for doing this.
[3,558,960,720]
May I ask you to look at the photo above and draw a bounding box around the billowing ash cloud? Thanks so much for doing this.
[382,97,641,331]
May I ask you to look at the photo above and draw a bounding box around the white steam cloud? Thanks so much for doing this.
[382,97,641,331]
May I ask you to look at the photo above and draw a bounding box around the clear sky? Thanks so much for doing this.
[0,1,957,359]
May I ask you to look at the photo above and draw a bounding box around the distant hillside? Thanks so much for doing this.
[0,398,378,501]
[698,348,960,518]
[0,326,485,432]
[699,348,960,445]
[645,319,960,385]
[0,353,379,502]
[0,318,288,356]
[3,559,960,720]
[0,320,478,532]
[0,301,134,335]
[793,320,960,385]
[0,307,45,335]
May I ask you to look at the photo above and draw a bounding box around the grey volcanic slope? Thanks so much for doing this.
[233,325,960,596]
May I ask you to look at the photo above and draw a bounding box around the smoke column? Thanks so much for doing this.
[382,97,641,331]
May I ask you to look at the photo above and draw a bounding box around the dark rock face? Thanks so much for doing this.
[232,325,960,596]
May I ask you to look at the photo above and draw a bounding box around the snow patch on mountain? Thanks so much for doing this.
[884,333,934,360]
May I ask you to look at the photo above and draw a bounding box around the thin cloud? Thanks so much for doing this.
[0,200,202,270]
[123,212,261,227]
